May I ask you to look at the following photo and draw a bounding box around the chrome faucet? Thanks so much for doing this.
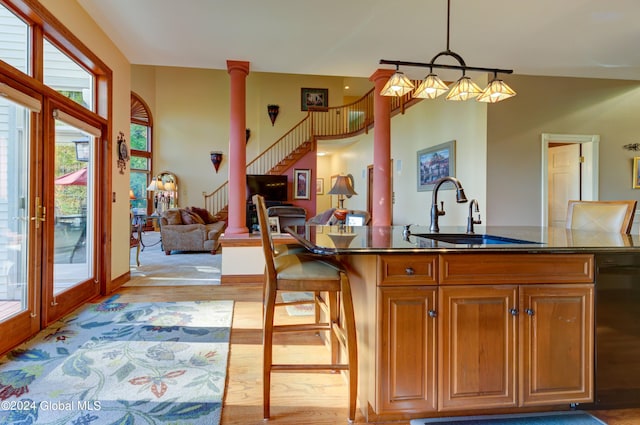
[466,199,482,234]
[430,176,468,232]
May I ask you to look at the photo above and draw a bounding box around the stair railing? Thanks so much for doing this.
[204,85,419,216]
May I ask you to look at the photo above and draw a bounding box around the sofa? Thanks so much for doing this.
[159,207,226,255]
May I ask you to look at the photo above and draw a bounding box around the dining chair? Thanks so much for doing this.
[130,213,141,266]
[253,194,358,422]
[565,200,637,234]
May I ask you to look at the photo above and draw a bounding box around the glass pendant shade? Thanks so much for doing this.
[477,78,517,103]
[413,74,449,99]
[380,71,415,97]
[446,76,483,101]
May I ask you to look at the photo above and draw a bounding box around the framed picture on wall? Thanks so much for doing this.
[301,88,328,111]
[633,157,640,189]
[293,169,311,199]
[316,178,324,195]
[417,140,456,191]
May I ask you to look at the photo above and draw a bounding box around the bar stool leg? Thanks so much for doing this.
[340,272,358,422]
[263,284,277,420]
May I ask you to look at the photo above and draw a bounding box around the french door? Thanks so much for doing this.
[42,104,101,325]
[0,83,41,353]
[0,82,102,353]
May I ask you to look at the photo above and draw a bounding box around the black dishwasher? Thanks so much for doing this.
[583,252,640,409]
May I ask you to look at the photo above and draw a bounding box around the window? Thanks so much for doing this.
[43,38,94,111]
[0,4,28,73]
[130,93,153,214]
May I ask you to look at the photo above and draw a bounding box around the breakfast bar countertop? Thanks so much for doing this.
[286,224,640,254]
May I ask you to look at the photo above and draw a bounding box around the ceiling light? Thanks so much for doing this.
[379,0,515,103]
[476,75,517,103]
[380,66,415,97]
[413,73,449,99]
[446,75,483,101]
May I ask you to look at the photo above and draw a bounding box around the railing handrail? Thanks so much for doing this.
[203,85,420,216]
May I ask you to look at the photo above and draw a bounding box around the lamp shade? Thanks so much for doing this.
[328,175,357,197]
[146,179,158,192]
[129,189,136,200]
[380,71,415,97]
[446,76,483,101]
[477,78,517,103]
[413,74,449,99]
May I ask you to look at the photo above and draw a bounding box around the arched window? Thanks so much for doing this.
[130,92,153,214]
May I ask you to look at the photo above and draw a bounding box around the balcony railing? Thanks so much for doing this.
[204,85,420,217]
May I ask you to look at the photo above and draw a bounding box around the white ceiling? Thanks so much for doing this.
[77,0,640,85]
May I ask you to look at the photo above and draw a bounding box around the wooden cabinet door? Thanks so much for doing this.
[439,285,518,411]
[519,284,594,406]
[379,286,437,413]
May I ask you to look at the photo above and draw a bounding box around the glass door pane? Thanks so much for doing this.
[0,92,38,353]
[52,119,95,295]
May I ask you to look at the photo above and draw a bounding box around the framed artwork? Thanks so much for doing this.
[301,88,328,111]
[268,217,280,234]
[634,157,640,189]
[316,178,324,195]
[417,140,456,191]
[293,169,311,199]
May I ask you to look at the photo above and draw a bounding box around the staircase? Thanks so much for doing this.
[203,85,421,220]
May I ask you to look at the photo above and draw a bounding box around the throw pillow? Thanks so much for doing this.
[188,206,214,224]
[164,209,183,225]
[180,209,205,225]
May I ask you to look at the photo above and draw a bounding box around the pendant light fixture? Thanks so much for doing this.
[380,65,415,96]
[380,0,515,103]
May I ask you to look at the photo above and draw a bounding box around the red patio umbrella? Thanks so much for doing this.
[54,167,87,185]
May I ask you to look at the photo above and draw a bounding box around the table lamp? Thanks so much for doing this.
[328,175,357,222]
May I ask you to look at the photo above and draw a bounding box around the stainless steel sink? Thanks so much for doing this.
[412,233,539,245]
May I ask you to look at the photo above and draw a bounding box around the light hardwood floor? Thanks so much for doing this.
[107,281,640,424]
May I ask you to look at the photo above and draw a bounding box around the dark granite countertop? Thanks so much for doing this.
[286,225,640,255]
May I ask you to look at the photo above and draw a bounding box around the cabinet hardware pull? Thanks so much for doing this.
[525,308,535,316]
[509,308,518,316]
[405,267,414,275]
[428,310,437,318]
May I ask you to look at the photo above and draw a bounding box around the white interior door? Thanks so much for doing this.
[540,134,599,227]
[548,144,580,227]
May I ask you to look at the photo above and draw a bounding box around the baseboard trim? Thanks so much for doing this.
[108,270,131,294]
[221,274,262,285]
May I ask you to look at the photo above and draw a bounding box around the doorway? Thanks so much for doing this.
[541,133,599,227]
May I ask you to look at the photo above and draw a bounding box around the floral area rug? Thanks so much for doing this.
[0,296,233,425]
[280,292,314,316]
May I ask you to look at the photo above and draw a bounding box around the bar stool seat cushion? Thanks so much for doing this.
[275,254,341,282]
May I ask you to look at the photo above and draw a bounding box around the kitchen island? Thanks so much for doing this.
[286,225,640,423]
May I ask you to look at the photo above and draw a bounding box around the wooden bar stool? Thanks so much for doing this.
[253,194,358,422]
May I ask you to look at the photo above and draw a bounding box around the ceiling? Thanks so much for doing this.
[76,0,640,155]
[77,0,640,84]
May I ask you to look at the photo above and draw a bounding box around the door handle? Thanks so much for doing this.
[30,197,46,228]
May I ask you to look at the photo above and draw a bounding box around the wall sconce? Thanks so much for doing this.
[210,151,223,173]
[74,139,90,162]
[246,128,251,144]
[267,104,279,126]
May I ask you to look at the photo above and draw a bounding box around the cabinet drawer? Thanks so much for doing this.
[378,255,438,286]
[440,253,594,285]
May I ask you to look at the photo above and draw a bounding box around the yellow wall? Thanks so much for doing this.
[42,0,132,281]
[131,65,363,207]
